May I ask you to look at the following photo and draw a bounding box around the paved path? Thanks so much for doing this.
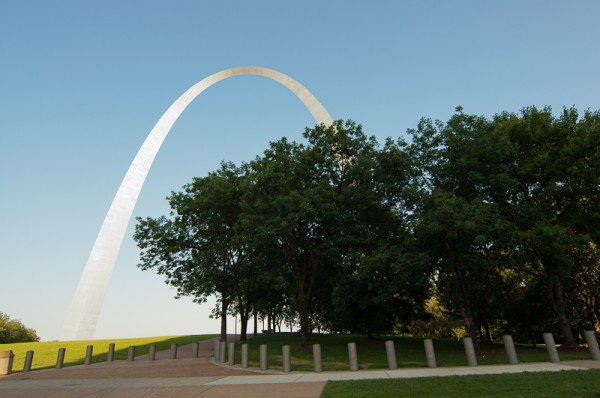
[1,338,599,398]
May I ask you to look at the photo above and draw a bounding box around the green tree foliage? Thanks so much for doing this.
[408,110,518,352]
[309,126,430,337]
[241,121,430,346]
[134,120,432,347]
[0,312,40,343]
[240,135,334,347]
[409,106,600,347]
[482,107,600,345]
[133,108,600,348]
[134,162,260,342]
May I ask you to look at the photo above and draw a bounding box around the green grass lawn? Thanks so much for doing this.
[234,332,594,372]
[0,334,217,372]
[321,369,600,398]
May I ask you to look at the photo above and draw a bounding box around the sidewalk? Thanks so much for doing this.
[1,338,598,398]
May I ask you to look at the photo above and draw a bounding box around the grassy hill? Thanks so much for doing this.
[0,334,217,372]
[1,332,594,374]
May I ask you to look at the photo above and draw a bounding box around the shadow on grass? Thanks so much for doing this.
[233,332,596,372]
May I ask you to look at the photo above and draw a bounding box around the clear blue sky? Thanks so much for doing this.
[1,0,599,341]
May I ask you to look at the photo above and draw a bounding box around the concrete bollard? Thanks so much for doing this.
[56,348,66,369]
[214,340,220,360]
[385,340,398,370]
[463,337,477,366]
[170,343,178,359]
[219,341,226,363]
[543,333,560,363]
[259,344,268,371]
[0,350,15,375]
[424,339,437,368]
[107,343,115,362]
[583,330,600,361]
[149,344,156,360]
[241,343,249,368]
[312,344,322,373]
[23,350,34,373]
[348,342,358,371]
[282,345,291,373]
[503,335,519,365]
[228,342,235,366]
[127,346,136,361]
[84,345,93,365]
[192,342,200,358]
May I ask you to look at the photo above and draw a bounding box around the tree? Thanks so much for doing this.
[132,108,599,348]
[572,242,600,332]
[315,131,431,337]
[0,312,39,343]
[487,107,599,346]
[134,162,264,342]
[243,120,432,344]
[135,119,437,347]
[409,106,600,347]
[408,110,517,352]
[414,189,514,351]
[241,133,337,347]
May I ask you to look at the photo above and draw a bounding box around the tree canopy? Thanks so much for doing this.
[134,107,600,348]
[0,312,40,343]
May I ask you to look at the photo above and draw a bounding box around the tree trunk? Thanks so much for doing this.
[478,325,484,344]
[484,323,492,343]
[530,330,537,348]
[459,304,481,355]
[453,260,481,354]
[298,306,310,347]
[240,313,248,342]
[220,298,228,342]
[585,295,600,333]
[267,313,272,332]
[445,241,480,354]
[546,278,577,346]
[297,285,310,347]
[253,311,258,336]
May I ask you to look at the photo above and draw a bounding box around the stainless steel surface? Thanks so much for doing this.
[61,66,333,341]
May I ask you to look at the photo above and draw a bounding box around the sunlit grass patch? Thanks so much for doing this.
[0,334,217,372]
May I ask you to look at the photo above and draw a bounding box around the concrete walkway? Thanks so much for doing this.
[1,338,599,398]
